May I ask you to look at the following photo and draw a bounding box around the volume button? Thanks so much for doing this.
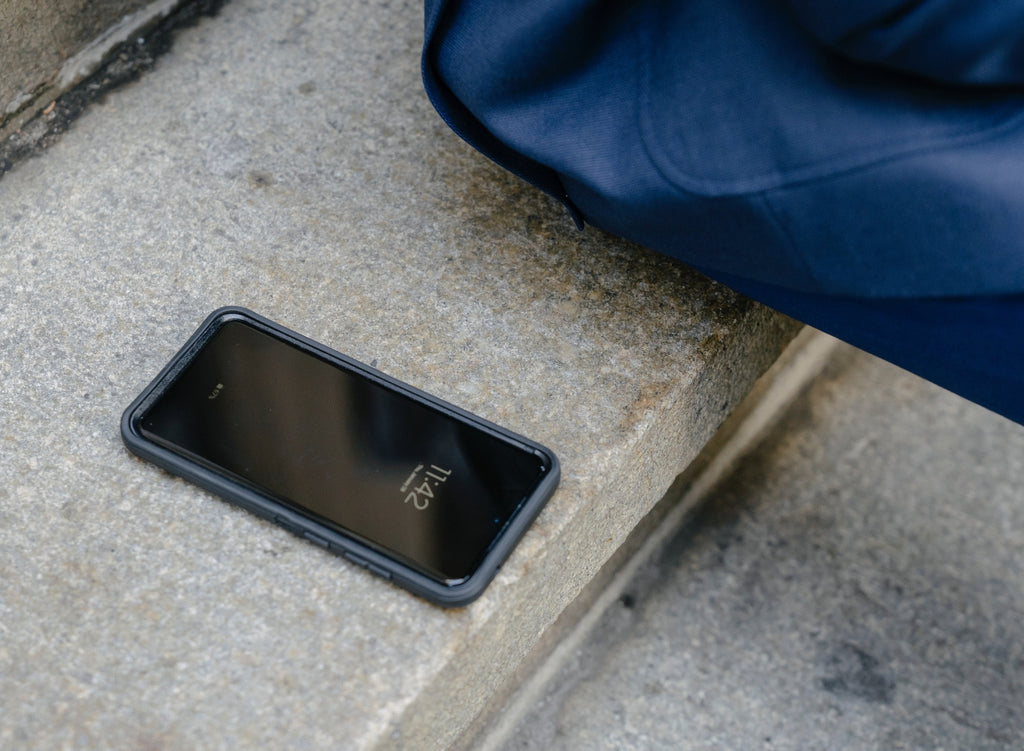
[365,561,392,580]
[273,515,299,534]
[343,552,392,580]
[343,551,368,567]
[302,531,330,549]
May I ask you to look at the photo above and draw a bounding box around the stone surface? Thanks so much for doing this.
[1,0,157,125]
[499,347,1024,750]
[0,0,796,748]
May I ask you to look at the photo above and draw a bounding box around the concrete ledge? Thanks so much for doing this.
[0,0,798,748]
[464,328,842,751]
[1,0,179,136]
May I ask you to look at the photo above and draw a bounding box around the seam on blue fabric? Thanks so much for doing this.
[634,4,1024,198]
[749,101,1024,196]
[635,7,701,204]
[833,0,929,49]
[649,96,1024,196]
[758,192,824,293]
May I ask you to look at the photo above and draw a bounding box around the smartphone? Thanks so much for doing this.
[121,307,559,606]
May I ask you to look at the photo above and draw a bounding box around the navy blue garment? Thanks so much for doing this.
[422,0,1024,424]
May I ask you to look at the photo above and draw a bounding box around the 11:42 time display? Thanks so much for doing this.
[403,465,452,510]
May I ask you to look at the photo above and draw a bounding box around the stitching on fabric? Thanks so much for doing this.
[758,192,824,293]
[645,95,1024,197]
[835,0,930,49]
[635,1,1024,198]
[636,1,703,202]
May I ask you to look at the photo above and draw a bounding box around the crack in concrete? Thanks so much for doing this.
[0,0,229,179]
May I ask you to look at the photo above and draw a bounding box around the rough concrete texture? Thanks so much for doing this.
[1,0,156,123]
[1,0,230,176]
[500,347,1024,750]
[0,0,798,748]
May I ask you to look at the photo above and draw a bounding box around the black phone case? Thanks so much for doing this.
[121,306,560,607]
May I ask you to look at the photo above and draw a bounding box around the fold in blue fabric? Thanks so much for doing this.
[422,0,1024,424]
[784,0,1024,85]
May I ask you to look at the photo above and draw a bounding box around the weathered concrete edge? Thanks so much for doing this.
[0,0,183,141]
[380,305,805,751]
[468,327,842,751]
[58,0,182,91]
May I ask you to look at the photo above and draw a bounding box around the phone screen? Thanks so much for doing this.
[137,319,551,585]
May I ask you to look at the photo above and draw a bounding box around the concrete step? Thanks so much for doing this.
[1,0,191,146]
[1,0,801,748]
[481,345,1024,750]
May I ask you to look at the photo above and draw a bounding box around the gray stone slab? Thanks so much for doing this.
[500,347,1024,750]
[1,0,172,133]
[0,0,796,748]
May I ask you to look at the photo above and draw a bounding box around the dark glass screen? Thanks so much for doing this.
[139,321,547,583]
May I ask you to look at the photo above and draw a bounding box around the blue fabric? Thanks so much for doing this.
[422,0,1024,424]
[784,0,1024,85]
[704,270,1024,425]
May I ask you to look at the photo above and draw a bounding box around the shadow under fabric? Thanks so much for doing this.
[422,0,1024,425]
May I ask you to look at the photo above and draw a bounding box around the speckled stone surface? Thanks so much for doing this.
[1,0,154,122]
[0,0,797,748]
[499,347,1024,751]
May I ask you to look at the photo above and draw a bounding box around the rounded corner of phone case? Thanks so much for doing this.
[199,306,259,333]
[428,578,489,608]
[542,448,560,477]
[119,397,147,447]
[208,304,253,319]
[119,407,137,442]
